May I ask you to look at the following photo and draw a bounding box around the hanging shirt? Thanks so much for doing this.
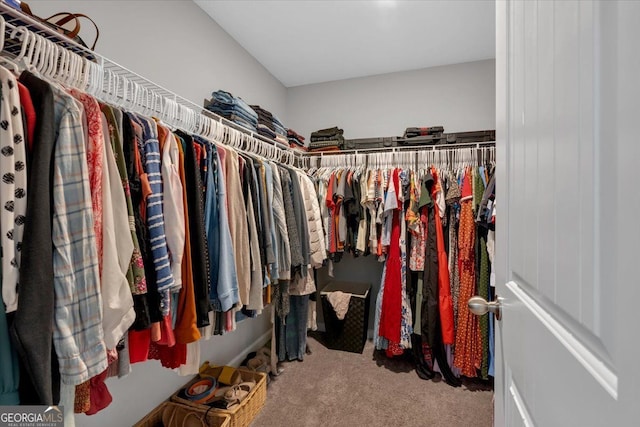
[223,147,250,303]
[244,157,264,311]
[157,122,185,291]
[99,112,135,350]
[177,131,210,327]
[130,114,175,316]
[13,71,57,405]
[101,105,147,296]
[70,89,104,276]
[355,170,369,254]
[51,86,107,385]
[265,162,279,280]
[173,135,200,345]
[271,162,291,281]
[213,146,240,312]
[281,167,303,270]
[0,67,27,314]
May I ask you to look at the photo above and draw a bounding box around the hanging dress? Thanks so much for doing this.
[378,169,402,346]
[453,168,481,377]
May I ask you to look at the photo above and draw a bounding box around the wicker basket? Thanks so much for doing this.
[133,401,231,427]
[171,367,267,427]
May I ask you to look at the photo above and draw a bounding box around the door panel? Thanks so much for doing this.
[505,373,534,427]
[496,1,640,425]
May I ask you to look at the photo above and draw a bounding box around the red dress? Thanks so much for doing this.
[378,170,402,345]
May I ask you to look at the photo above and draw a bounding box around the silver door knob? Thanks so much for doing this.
[468,296,501,321]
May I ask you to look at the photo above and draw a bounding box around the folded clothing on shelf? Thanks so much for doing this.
[287,128,306,150]
[402,126,444,138]
[309,144,342,153]
[287,128,305,142]
[250,104,288,142]
[205,90,258,132]
[310,126,344,141]
[289,144,308,152]
[309,126,345,151]
[257,123,276,140]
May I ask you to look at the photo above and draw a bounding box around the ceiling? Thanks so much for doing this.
[194,0,496,88]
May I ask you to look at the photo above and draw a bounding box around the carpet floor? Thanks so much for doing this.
[251,332,493,427]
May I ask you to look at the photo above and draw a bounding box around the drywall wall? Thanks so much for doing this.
[25,0,287,117]
[287,60,496,334]
[22,1,284,426]
[286,59,496,140]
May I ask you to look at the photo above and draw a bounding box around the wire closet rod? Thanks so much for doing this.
[306,140,496,157]
[0,3,302,166]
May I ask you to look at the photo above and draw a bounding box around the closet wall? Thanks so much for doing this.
[287,59,495,139]
[286,59,496,332]
[27,0,288,117]
[25,1,287,426]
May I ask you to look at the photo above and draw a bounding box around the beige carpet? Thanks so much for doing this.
[251,332,493,427]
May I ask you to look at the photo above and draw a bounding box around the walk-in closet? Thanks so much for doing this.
[0,1,637,427]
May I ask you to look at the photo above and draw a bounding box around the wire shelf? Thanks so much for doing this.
[0,2,301,165]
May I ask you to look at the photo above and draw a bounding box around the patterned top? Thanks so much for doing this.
[129,114,174,316]
[70,89,104,275]
[101,105,147,295]
[51,87,107,385]
[0,67,27,314]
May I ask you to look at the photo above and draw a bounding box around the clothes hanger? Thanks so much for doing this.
[32,33,47,73]
[0,17,23,76]
[64,48,78,88]
[194,113,204,137]
[212,118,222,141]
[26,32,43,74]
[86,57,99,97]
[149,89,158,119]
[137,85,147,116]
[43,40,56,79]
[46,42,61,80]
[64,51,77,87]
[5,26,34,74]
[204,116,214,141]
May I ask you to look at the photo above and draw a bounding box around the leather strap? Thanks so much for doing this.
[18,2,100,50]
[46,13,100,50]
[45,13,81,39]
[19,2,34,16]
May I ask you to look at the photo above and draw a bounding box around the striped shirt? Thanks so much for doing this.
[130,114,174,316]
[51,88,107,385]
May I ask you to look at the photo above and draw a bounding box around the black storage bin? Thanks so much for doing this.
[343,137,397,150]
[320,281,371,354]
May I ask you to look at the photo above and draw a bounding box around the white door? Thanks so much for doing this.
[494,1,640,425]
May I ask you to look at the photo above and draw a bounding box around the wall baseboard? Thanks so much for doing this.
[227,329,272,367]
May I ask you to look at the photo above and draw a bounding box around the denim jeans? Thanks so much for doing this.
[210,90,258,123]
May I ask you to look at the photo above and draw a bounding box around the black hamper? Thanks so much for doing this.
[320,281,371,354]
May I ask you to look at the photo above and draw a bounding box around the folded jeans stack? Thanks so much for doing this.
[309,126,345,152]
[205,90,258,132]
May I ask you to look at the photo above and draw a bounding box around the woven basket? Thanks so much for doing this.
[133,401,231,427]
[171,367,267,427]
